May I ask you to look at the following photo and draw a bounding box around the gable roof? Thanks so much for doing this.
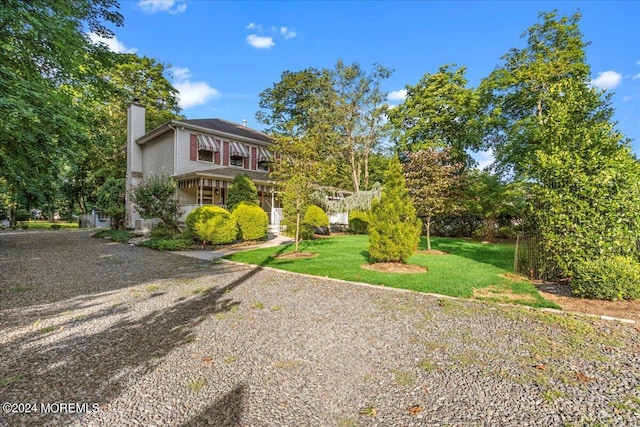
[136,118,273,145]
[177,119,272,144]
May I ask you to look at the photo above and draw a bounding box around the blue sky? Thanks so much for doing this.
[98,1,640,163]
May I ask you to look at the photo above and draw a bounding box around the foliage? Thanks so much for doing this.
[138,236,196,251]
[0,1,123,220]
[528,79,640,285]
[348,211,370,234]
[227,174,259,212]
[95,177,125,228]
[479,10,591,178]
[149,223,175,238]
[571,256,640,301]
[231,202,269,241]
[92,229,136,242]
[185,205,238,245]
[129,174,181,231]
[304,205,329,228]
[257,60,392,192]
[404,147,463,250]
[258,68,336,251]
[225,235,557,308]
[387,64,482,167]
[368,158,421,263]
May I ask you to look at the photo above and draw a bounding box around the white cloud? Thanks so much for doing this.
[246,34,274,49]
[88,32,137,54]
[387,89,407,102]
[590,70,623,90]
[171,67,220,109]
[138,0,187,14]
[246,22,262,31]
[280,27,296,39]
[633,73,640,80]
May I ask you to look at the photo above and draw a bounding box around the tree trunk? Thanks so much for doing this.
[426,217,432,251]
[350,150,360,192]
[295,210,300,253]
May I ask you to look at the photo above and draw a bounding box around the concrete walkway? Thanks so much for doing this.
[169,233,294,261]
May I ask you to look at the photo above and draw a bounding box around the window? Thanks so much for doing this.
[257,160,270,171]
[198,149,213,162]
[230,155,243,167]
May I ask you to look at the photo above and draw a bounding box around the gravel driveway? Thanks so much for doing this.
[1,230,639,426]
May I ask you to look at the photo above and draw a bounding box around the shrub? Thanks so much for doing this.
[150,223,174,238]
[130,174,181,231]
[496,226,516,240]
[304,205,329,235]
[186,206,238,245]
[139,237,195,251]
[348,210,370,234]
[231,202,269,241]
[571,256,640,301]
[227,174,259,212]
[368,158,422,263]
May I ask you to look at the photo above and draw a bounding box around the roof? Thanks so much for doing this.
[176,119,272,144]
[175,168,274,184]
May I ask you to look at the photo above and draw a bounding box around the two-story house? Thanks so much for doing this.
[125,100,281,230]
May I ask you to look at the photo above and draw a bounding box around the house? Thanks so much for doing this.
[125,100,281,231]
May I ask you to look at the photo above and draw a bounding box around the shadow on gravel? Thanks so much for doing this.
[0,238,263,426]
[181,383,245,427]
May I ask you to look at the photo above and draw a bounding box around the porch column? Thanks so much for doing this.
[199,177,203,206]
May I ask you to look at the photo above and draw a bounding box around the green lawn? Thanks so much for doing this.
[17,221,78,230]
[225,234,559,309]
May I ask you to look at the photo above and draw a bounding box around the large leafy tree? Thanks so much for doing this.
[68,53,182,213]
[0,0,123,222]
[387,64,482,167]
[257,61,392,192]
[332,60,393,191]
[258,69,336,251]
[404,147,463,251]
[481,10,640,298]
[479,10,591,177]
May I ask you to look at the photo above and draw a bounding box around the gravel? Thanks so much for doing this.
[1,230,639,426]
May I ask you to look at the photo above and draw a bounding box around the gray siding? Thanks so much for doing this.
[142,132,174,177]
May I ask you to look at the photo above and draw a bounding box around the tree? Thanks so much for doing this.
[258,69,336,252]
[332,61,393,191]
[479,10,591,178]
[404,148,463,251]
[226,174,259,212]
[0,0,123,219]
[368,158,421,263]
[129,174,181,231]
[96,177,125,228]
[257,61,393,192]
[387,64,482,167]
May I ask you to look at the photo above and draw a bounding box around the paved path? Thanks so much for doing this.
[1,230,639,426]
[169,234,294,261]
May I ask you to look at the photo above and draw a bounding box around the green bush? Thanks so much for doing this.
[186,205,238,245]
[496,226,516,239]
[304,205,329,235]
[18,222,29,230]
[231,202,269,241]
[227,174,259,212]
[139,237,195,251]
[348,211,370,234]
[571,256,640,301]
[150,223,174,238]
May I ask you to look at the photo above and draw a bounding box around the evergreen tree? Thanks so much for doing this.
[368,158,421,263]
[226,174,259,212]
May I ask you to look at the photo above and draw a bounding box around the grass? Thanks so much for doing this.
[225,235,557,308]
[16,220,78,230]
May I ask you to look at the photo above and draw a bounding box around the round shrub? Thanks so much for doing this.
[185,205,238,245]
[231,202,269,241]
[304,205,329,235]
[348,210,370,234]
[571,256,640,301]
